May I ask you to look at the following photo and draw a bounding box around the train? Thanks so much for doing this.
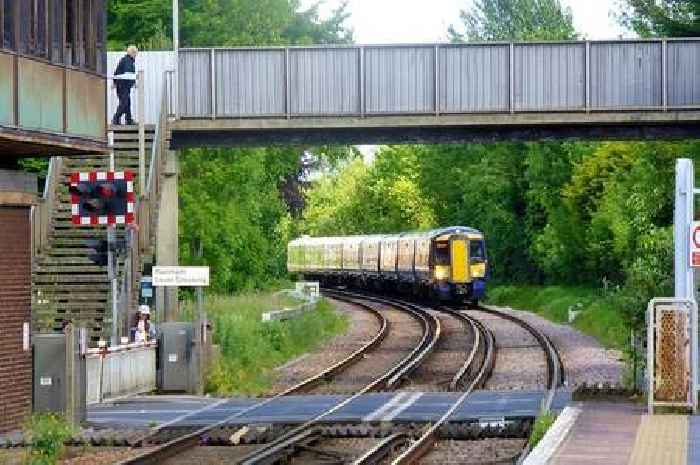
[287,226,488,302]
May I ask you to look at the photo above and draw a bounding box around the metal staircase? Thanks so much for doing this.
[32,126,156,342]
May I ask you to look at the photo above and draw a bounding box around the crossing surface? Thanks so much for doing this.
[88,390,571,428]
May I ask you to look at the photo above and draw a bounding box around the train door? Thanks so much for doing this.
[450,236,469,283]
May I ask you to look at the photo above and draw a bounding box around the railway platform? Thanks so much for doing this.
[88,390,570,429]
[537,402,700,465]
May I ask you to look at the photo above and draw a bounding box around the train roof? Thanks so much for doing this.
[289,226,484,246]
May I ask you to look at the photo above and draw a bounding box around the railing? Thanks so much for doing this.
[175,38,700,118]
[114,70,172,337]
[86,341,158,403]
[31,156,64,258]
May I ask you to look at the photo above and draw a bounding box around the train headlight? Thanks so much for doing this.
[434,266,450,280]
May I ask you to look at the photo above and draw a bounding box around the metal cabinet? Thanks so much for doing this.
[158,322,192,391]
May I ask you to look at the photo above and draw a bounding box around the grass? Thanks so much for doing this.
[528,411,557,448]
[182,290,348,396]
[485,284,628,349]
[24,413,73,465]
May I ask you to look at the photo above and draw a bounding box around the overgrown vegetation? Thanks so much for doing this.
[529,411,557,448]
[184,292,348,395]
[486,285,628,349]
[24,413,73,465]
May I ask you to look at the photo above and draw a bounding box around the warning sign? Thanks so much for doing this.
[691,222,700,267]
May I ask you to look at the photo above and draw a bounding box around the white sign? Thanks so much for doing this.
[153,266,210,287]
[168,354,178,363]
[691,222,700,268]
[40,377,52,386]
[22,322,30,352]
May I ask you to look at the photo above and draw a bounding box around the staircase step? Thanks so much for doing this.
[34,274,109,283]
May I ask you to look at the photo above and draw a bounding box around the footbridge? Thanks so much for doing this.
[152,38,700,147]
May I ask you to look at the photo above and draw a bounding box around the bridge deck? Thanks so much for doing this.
[169,110,700,147]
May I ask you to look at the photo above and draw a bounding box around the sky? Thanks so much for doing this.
[302,0,629,44]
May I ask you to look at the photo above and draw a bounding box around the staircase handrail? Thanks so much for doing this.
[114,69,171,337]
[32,156,64,257]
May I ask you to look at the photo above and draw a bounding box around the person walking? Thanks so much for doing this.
[112,45,138,125]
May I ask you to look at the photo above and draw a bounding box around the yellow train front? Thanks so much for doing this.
[287,226,488,303]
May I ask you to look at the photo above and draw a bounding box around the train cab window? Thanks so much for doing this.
[470,240,486,263]
[434,241,450,266]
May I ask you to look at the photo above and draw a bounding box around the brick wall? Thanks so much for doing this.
[0,207,32,433]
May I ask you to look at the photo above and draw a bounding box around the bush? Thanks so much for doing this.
[529,411,557,448]
[182,291,348,396]
[24,413,73,465]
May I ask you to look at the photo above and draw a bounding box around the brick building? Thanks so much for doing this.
[0,0,107,433]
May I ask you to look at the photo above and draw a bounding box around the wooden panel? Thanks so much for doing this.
[65,69,106,139]
[0,52,14,125]
[18,57,63,132]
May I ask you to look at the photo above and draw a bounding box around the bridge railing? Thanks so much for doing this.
[175,39,700,118]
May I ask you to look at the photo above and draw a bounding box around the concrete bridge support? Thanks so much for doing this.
[156,149,180,322]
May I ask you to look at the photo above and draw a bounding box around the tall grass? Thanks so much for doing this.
[486,285,627,349]
[182,292,348,396]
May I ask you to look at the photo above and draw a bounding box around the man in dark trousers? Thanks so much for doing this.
[112,45,138,125]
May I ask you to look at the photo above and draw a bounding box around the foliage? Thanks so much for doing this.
[24,413,73,465]
[485,285,628,349]
[187,292,348,395]
[617,0,700,37]
[107,0,353,50]
[529,411,557,447]
[449,0,577,41]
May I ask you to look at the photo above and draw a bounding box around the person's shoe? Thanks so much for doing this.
[111,119,121,126]
[126,120,135,125]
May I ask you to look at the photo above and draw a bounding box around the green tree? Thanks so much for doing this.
[617,0,700,37]
[108,0,353,50]
[449,0,577,42]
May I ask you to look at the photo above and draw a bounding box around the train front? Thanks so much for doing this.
[432,230,488,303]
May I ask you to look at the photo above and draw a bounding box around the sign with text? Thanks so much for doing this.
[153,266,210,287]
[692,222,700,267]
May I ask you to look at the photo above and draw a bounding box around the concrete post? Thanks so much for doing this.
[155,149,179,322]
[674,159,694,299]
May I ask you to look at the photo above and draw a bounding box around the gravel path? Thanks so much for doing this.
[290,437,382,464]
[464,309,548,390]
[419,438,526,464]
[161,445,260,465]
[402,310,473,392]
[268,299,382,395]
[482,305,624,387]
[310,302,424,394]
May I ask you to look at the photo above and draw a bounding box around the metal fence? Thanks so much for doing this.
[175,39,700,118]
[107,51,175,125]
[86,344,157,404]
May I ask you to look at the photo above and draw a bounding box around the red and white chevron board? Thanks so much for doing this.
[70,171,135,225]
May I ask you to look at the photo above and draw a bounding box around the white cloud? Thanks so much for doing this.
[303,0,630,44]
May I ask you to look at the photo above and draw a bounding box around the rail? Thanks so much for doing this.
[176,39,700,119]
[32,156,63,257]
[237,289,441,465]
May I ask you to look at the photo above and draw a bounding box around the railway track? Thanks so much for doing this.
[117,290,440,465]
[117,291,565,465]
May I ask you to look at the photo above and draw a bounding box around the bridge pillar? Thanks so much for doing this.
[156,149,179,322]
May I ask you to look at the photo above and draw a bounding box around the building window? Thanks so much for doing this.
[50,0,64,64]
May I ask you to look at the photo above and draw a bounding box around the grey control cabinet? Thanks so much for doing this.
[33,334,66,413]
[158,322,193,391]
[33,331,86,423]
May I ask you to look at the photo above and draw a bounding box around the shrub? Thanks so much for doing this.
[24,413,73,465]
[529,411,557,448]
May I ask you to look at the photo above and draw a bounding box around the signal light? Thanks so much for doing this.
[70,172,134,225]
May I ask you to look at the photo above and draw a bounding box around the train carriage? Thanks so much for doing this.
[287,226,488,302]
